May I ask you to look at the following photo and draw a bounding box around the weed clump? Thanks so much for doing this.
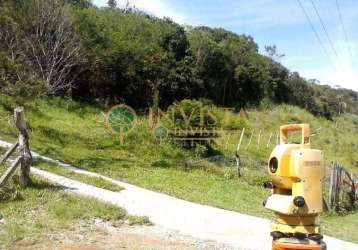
[0,175,23,202]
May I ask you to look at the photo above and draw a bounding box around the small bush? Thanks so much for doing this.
[212,107,249,130]
[164,99,217,130]
[0,52,44,97]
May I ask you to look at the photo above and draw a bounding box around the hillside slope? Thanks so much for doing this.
[0,95,357,242]
[224,105,358,173]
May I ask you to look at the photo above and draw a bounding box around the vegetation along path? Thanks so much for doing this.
[1,139,357,250]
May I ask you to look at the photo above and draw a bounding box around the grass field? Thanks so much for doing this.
[0,176,143,247]
[0,95,357,243]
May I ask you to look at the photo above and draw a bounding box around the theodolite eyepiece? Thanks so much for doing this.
[264,124,326,250]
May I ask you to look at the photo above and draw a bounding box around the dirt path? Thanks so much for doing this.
[10,222,232,250]
[1,139,358,250]
[31,167,271,250]
[30,167,358,250]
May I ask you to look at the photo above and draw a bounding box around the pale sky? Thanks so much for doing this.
[93,0,358,92]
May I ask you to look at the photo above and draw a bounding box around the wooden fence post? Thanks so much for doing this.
[225,132,232,150]
[350,172,356,206]
[328,161,357,210]
[236,128,245,153]
[14,107,32,187]
[344,170,356,207]
[328,163,335,209]
[235,128,245,177]
[337,164,342,206]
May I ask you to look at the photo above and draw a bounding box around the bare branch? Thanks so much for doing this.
[0,0,83,95]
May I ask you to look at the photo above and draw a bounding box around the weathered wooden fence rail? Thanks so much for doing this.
[328,161,356,210]
[0,107,32,187]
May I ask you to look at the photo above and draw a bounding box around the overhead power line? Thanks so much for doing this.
[296,0,335,68]
[309,0,339,58]
[335,0,354,61]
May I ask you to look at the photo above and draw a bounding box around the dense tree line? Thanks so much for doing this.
[0,0,357,119]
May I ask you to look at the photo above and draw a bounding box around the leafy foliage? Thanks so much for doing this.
[0,1,357,118]
[165,99,217,130]
[0,52,43,96]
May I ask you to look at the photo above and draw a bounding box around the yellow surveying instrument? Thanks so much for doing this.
[264,124,326,250]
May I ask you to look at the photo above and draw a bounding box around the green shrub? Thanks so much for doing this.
[164,99,217,130]
[212,107,249,130]
[0,52,44,97]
